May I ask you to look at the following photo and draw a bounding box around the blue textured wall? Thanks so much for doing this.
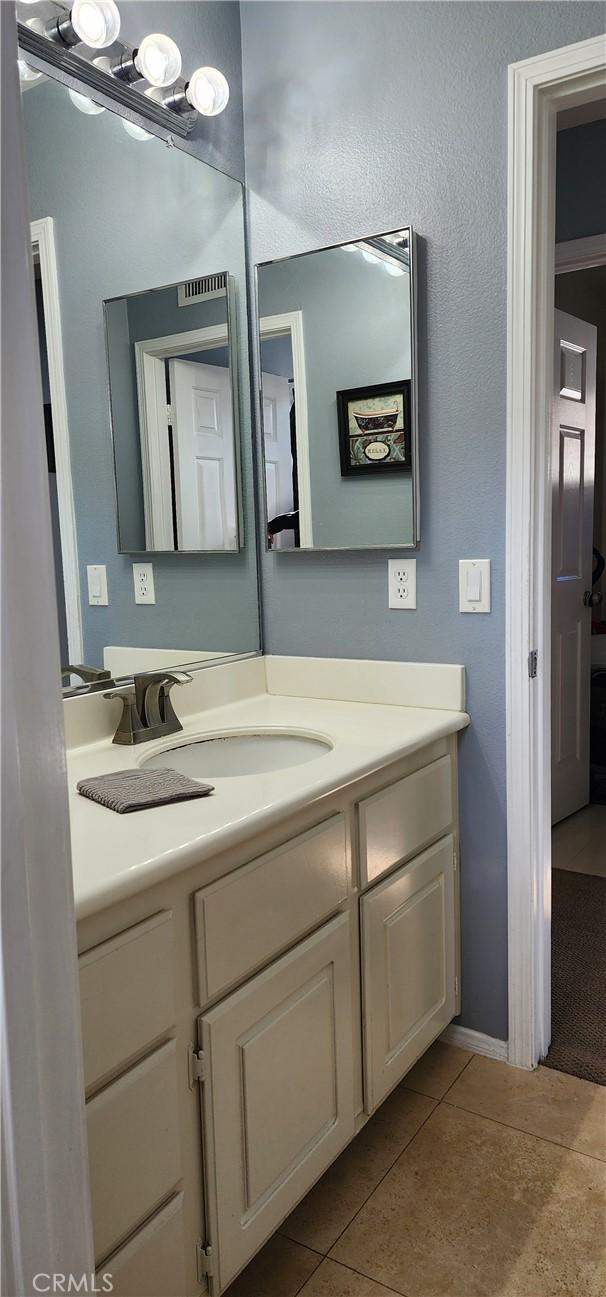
[241,0,606,1039]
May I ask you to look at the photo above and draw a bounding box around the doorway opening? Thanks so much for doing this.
[506,36,606,1073]
[548,237,606,1085]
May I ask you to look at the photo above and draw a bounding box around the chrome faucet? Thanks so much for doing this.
[104,670,193,745]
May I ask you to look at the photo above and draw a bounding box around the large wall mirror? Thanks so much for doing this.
[22,70,260,691]
[256,228,418,550]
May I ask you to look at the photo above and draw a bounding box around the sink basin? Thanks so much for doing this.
[141,729,333,779]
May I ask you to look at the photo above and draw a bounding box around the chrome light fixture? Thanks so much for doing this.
[110,33,182,88]
[163,66,229,117]
[46,0,121,49]
[17,4,230,135]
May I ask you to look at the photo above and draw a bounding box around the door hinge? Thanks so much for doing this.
[166,403,174,424]
[528,649,538,679]
[455,974,460,996]
[188,1043,206,1088]
[196,1241,214,1282]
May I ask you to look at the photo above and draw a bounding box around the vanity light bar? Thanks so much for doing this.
[17,3,230,137]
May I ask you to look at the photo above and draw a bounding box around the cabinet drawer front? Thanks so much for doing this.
[358,754,453,886]
[361,836,457,1113]
[200,912,355,1291]
[79,911,175,1092]
[194,814,348,1004]
[104,1193,187,1297]
[87,1040,181,1263]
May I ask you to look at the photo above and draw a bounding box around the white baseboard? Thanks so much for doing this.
[441,1024,509,1062]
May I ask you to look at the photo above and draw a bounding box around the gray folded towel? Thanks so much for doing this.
[77,767,214,813]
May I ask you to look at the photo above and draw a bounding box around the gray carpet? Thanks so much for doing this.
[544,868,606,1086]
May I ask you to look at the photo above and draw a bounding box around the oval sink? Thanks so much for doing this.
[141,730,333,779]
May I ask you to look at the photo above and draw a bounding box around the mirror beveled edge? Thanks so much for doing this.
[254,225,420,553]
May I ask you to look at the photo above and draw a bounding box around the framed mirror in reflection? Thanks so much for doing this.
[256,228,418,550]
[21,72,260,694]
[105,272,241,554]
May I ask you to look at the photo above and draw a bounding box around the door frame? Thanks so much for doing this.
[259,310,314,547]
[134,323,230,550]
[506,34,606,1070]
[31,216,83,663]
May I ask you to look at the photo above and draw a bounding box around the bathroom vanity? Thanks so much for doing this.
[68,656,469,1296]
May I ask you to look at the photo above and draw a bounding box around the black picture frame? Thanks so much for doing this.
[336,379,412,477]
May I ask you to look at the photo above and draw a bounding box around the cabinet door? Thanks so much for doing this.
[361,835,457,1114]
[199,912,355,1293]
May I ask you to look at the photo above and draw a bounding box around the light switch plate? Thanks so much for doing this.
[459,559,491,613]
[87,564,108,606]
[388,558,417,609]
[133,562,155,605]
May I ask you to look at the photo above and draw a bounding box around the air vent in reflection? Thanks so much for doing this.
[177,273,227,306]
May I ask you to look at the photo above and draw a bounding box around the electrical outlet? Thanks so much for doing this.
[133,562,155,605]
[388,558,416,609]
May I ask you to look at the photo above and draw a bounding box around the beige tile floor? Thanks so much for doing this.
[225,1043,606,1297]
[551,803,606,877]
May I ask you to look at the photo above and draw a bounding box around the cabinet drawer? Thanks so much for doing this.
[87,1039,181,1263]
[194,814,348,1005]
[103,1193,188,1297]
[79,911,175,1092]
[358,754,453,886]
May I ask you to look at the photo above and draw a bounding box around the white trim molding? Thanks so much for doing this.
[31,216,83,664]
[441,1026,509,1064]
[555,232,606,274]
[506,35,606,1071]
[260,311,313,548]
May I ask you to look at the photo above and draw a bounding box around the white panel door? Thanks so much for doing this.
[551,310,597,824]
[169,358,237,551]
[199,913,355,1292]
[262,371,294,549]
[361,836,457,1114]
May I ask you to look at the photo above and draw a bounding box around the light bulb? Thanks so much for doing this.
[70,0,120,48]
[186,66,229,116]
[122,119,153,141]
[341,244,360,253]
[69,88,105,115]
[362,249,380,265]
[384,262,406,276]
[18,58,43,83]
[135,34,181,87]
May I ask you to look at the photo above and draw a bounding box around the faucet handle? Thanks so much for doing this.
[103,684,146,745]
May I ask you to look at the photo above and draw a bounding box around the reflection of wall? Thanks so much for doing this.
[260,334,293,377]
[260,249,412,546]
[242,0,606,1041]
[106,285,230,551]
[24,78,258,666]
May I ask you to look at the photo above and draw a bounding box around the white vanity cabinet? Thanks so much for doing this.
[76,736,461,1297]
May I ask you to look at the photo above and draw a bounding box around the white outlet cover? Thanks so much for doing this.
[388,558,417,610]
[133,562,155,605]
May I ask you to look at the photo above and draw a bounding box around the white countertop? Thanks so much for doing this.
[66,657,469,920]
